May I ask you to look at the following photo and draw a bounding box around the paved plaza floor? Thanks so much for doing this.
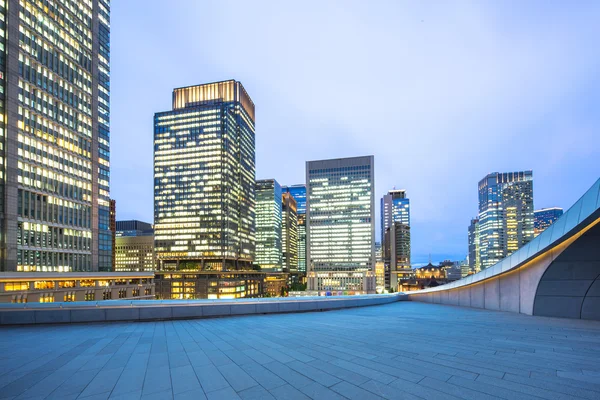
[1,302,600,400]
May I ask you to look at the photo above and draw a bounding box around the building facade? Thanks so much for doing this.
[381,190,411,290]
[282,185,306,275]
[116,220,153,237]
[467,217,480,273]
[115,235,155,272]
[154,80,256,271]
[0,272,154,303]
[478,171,534,269]
[306,156,376,293]
[255,179,282,272]
[534,207,563,237]
[154,271,263,300]
[281,192,298,275]
[0,0,111,272]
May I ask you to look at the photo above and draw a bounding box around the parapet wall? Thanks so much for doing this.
[0,294,405,325]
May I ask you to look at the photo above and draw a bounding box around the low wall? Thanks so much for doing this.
[0,294,405,325]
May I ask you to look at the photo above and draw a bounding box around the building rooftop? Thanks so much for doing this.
[1,302,598,399]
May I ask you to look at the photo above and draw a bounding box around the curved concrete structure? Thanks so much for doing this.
[0,294,405,325]
[409,178,600,320]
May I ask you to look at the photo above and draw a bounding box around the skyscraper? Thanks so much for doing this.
[306,156,375,293]
[381,190,411,290]
[468,218,481,273]
[282,185,307,275]
[381,190,410,241]
[255,179,282,272]
[154,80,256,271]
[1,0,111,272]
[478,171,534,269]
[534,207,563,236]
[281,192,298,275]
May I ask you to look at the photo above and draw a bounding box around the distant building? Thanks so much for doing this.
[381,190,411,290]
[154,271,264,300]
[306,156,376,293]
[478,171,534,269]
[534,208,564,236]
[281,193,299,276]
[282,185,307,275]
[414,263,447,289]
[264,273,289,297]
[375,242,382,262]
[468,218,481,273]
[116,220,154,237]
[256,179,283,272]
[440,260,462,281]
[154,81,256,271]
[0,272,154,303]
[110,200,117,272]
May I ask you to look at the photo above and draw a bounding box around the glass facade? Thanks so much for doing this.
[282,184,306,274]
[306,156,375,292]
[0,0,110,272]
[154,80,256,271]
[255,179,282,271]
[467,217,481,273]
[381,190,411,289]
[534,207,563,237]
[478,171,534,269]
[281,192,298,274]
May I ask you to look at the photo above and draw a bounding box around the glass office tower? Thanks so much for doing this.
[281,192,298,274]
[0,0,111,272]
[468,218,481,273]
[154,80,256,271]
[282,185,306,275]
[306,156,375,293]
[255,179,282,272]
[478,171,534,269]
[381,190,411,289]
[534,207,563,237]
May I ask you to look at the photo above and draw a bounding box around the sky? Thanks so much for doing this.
[110,1,600,265]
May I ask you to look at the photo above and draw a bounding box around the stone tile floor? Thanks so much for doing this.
[1,302,600,399]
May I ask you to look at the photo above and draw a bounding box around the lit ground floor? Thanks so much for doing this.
[1,302,600,399]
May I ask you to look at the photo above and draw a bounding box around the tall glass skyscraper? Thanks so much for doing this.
[381,190,411,289]
[468,218,481,273]
[478,171,534,269]
[0,0,111,272]
[281,192,298,275]
[282,184,306,274]
[255,179,282,272]
[534,207,563,236]
[154,80,256,271]
[306,156,375,293]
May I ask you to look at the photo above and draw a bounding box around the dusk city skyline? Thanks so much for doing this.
[111,1,600,265]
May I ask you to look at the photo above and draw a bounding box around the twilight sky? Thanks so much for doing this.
[110,1,600,265]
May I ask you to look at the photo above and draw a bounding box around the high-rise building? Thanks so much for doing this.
[478,171,534,269]
[154,80,256,271]
[282,185,307,275]
[255,179,282,272]
[0,0,111,272]
[306,156,376,293]
[468,218,481,273]
[281,192,298,275]
[534,207,563,236]
[110,200,116,271]
[381,190,411,290]
[381,190,410,241]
